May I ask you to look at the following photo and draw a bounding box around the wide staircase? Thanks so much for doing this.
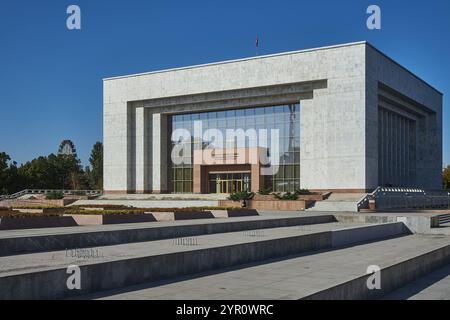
[1,214,449,300]
[306,193,367,212]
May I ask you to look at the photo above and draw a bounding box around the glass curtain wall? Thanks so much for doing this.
[169,104,300,193]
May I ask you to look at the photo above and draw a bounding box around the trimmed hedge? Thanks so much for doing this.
[10,205,61,210]
[1,206,242,218]
[65,206,240,215]
[0,211,62,218]
[64,209,146,215]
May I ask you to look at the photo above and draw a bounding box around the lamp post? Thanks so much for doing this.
[424,192,427,210]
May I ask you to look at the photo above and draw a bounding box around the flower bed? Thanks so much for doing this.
[0,212,77,230]
[0,205,256,229]
[0,211,62,218]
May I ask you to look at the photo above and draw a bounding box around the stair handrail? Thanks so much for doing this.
[0,189,103,200]
[357,187,383,210]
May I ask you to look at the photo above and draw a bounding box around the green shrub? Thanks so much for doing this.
[0,211,62,218]
[45,191,64,200]
[295,189,315,195]
[258,187,273,195]
[228,191,255,202]
[273,192,299,201]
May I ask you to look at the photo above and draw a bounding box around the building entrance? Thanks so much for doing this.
[209,173,251,194]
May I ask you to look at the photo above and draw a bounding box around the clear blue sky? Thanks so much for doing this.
[0,0,449,167]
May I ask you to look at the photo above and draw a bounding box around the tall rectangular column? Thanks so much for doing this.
[152,113,169,193]
[135,108,150,193]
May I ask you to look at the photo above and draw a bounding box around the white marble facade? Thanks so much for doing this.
[103,41,443,193]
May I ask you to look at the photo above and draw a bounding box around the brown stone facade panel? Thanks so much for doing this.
[219,200,312,211]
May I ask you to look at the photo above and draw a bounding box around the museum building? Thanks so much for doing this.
[103,42,443,194]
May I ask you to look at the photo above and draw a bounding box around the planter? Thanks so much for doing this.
[150,212,175,221]
[219,200,312,211]
[64,214,157,226]
[0,216,78,230]
[64,214,103,226]
[227,209,259,217]
[252,195,274,201]
[103,214,157,225]
[173,211,215,220]
[250,200,311,211]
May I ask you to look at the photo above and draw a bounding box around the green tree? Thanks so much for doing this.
[1,147,98,193]
[88,142,103,190]
[0,152,24,194]
[18,153,85,190]
[444,165,450,190]
[0,152,11,194]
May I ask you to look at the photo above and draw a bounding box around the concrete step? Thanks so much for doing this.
[307,201,359,212]
[382,263,450,300]
[83,234,450,300]
[0,222,408,299]
[306,193,366,212]
[0,215,336,256]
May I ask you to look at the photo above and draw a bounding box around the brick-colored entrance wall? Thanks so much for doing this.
[193,164,263,193]
[193,147,266,194]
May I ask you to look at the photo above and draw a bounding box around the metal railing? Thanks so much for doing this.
[437,214,450,226]
[0,189,103,200]
[357,187,450,211]
[357,187,382,210]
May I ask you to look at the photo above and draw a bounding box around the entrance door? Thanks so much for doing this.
[210,173,251,194]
